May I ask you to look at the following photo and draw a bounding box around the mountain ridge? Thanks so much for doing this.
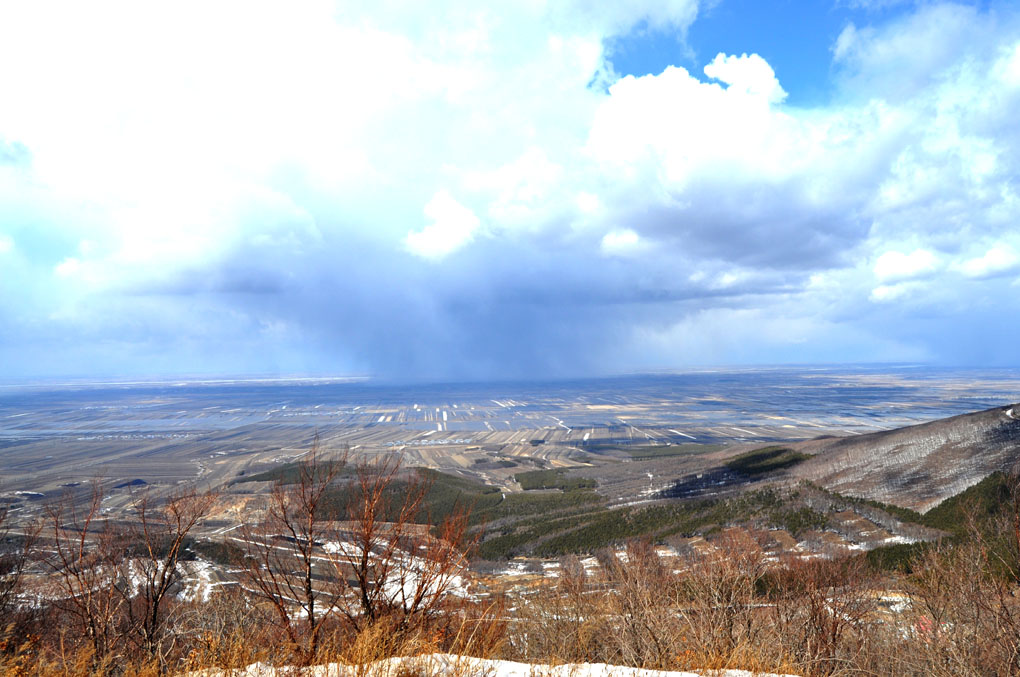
[789,403,1020,512]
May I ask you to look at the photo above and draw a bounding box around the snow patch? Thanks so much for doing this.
[187,652,799,677]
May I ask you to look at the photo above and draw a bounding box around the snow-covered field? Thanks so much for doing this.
[189,653,798,677]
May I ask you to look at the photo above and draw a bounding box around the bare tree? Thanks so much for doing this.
[601,540,683,669]
[906,493,1020,676]
[766,554,875,675]
[241,440,347,663]
[46,481,127,663]
[118,487,218,661]
[508,555,611,665]
[679,531,769,666]
[0,500,39,622]
[330,456,475,633]
[45,480,217,669]
[241,445,477,662]
[175,586,269,671]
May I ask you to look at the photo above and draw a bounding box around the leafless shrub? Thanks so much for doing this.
[902,510,1020,675]
[508,533,880,675]
[0,501,42,669]
[508,534,775,671]
[675,531,771,669]
[118,487,218,663]
[42,479,217,672]
[174,587,274,672]
[329,456,477,635]
[767,555,876,675]
[240,440,348,663]
[600,540,685,669]
[1,499,41,632]
[45,481,128,664]
[241,442,479,665]
[506,554,610,665]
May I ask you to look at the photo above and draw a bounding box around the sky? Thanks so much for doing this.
[1,0,1019,382]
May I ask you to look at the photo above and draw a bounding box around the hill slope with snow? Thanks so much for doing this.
[792,404,1020,512]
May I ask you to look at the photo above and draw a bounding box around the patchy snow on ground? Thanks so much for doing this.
[498,561,535,577]
[178,559,222,603]
[381,568,470,602]
[877,592,913,615]
[541,561,561,577]
[322,541,361,557]
[189,653,798,677]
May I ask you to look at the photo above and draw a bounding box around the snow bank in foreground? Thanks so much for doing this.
[190,652,798,677]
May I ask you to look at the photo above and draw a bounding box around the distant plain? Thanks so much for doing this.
[2,366,1018,505]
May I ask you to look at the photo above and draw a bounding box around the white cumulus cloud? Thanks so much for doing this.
[870,283,911,303]
[600,229,645,256]
[873,249,939,282]
[955,244,1020,279]
[703,52,788,103]
[405,191,481,260]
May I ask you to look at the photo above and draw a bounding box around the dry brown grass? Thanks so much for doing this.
[2,544,1018,677]
[7,471,1020,676]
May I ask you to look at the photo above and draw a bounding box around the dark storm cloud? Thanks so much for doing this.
[176,217,807,381]
[627,192,870,271]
